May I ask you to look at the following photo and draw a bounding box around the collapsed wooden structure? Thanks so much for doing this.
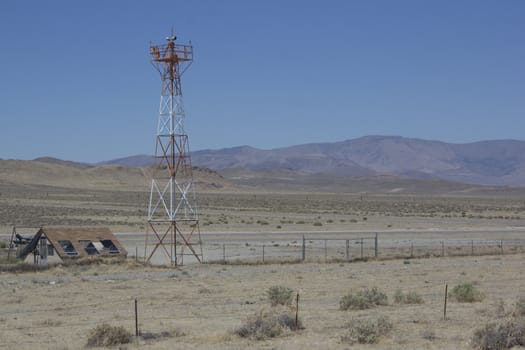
[16,227,127,263]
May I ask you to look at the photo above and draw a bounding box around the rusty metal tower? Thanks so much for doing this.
[144,32,203,266]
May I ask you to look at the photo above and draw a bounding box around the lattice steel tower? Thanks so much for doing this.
[144,33,203,266]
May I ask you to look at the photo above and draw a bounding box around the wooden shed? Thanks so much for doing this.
[17,227,127,262]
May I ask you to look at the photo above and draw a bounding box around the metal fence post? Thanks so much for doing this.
[374,233,378,258]
[324,239,327,261]
[262,244,265,263]
[471,240,474,256]
[135,298,139,336]
[301,235,305,261]
[441,241,445,257]
[360,238,364,259]
[345,240,349,261]
[223,243,226,263]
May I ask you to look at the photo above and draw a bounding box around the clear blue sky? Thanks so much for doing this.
[0,1,524,163]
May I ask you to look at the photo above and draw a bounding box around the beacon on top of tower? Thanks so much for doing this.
[149,33,193,67]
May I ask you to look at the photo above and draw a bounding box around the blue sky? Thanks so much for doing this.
[0,1,523,163]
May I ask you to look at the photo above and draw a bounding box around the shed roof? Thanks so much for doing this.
[39,227,127,259]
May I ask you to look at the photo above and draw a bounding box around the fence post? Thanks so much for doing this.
[301,235,305,261]
[345,240,349,261]
[500,240,504,255]
[295,291,300,329]
[410,242,414,258]
[471,240,474,256]
[324,239,327,261]
[443,284,448,320]
[441,241,445,257]
[262,244,265,263]
[223,244,226,263]
[134,298,139,336]
[360,238,364,259]
[374,233,378,258]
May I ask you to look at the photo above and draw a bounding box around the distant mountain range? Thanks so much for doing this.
[100,136,525,187]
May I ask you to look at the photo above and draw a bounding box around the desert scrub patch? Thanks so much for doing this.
[393,289,424,304]
[514,295,525,317]
[267,285,294,306]
[450,282,484,303]
[471,317,525,350]
[235,308,302,340]
[340,287,388,310]
[86,323,132,347]
[421,328,437,341]
[341,316,393,344]
[141,328,187,340]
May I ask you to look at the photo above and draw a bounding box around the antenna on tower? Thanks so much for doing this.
[144,31,202,266]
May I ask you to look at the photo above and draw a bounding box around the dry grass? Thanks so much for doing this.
[450,282,485,303]
[394,289,424,304]
[86,323,132,347]
[341,316,393,344]
[235,307,302,340]
[472,317,525,350]
[340,287,388,310]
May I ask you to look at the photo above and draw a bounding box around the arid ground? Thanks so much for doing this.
[1,162,525,349]
[1,252,525,349]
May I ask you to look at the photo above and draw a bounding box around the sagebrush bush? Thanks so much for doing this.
[450,283,484,303]
[235,308,302,340]
[340,287,388,310]
[341,316,393,344]
[514,295,525,317]
[86,323,132,347]
[472,318,525,350]
[267,285,294,306]
[394,289,424,304]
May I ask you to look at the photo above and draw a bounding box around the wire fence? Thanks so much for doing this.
[198,235,525,265]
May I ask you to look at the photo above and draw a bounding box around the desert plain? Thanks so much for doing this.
[1,161,525,349]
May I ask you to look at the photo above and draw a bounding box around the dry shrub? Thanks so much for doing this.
[514,296,525,317]
[86,323,132,347]
[141,328,186,340]
[266,285,294,306]
[235,308,302,340]
[421,328,437,341]
[394,289,424,304]
[450,282,484,303]
[472,318,525,350]
[340,287,388,310]
[341,316,393,344]
[0,262,49,273]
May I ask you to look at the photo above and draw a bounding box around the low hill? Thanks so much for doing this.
[33,157,93,169]
[220,168,525,196]
[0,160,230,193]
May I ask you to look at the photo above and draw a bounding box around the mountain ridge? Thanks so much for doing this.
[97,136,525,187]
